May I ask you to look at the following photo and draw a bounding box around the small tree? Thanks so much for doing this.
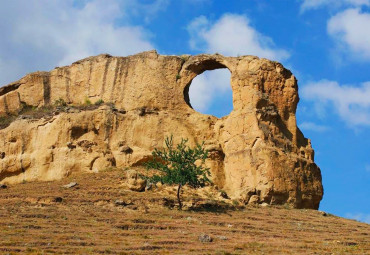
[144,135,211,209]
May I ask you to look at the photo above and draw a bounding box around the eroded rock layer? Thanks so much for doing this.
[0,51,323,208]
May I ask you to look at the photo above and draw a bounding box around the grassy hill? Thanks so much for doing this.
[0,168,369,254]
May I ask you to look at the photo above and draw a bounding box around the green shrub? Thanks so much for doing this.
[143,135,211,209]
[94,99,104,106]
[85,98,92,105]
[54,98,67,107]
[232,199,239,206]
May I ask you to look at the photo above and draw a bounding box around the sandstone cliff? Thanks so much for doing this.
[0,50,323,209]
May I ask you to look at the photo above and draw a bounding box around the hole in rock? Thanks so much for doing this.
[186,69,233,118]
[71,126,88,140]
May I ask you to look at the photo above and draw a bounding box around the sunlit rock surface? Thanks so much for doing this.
[0,51,323,209]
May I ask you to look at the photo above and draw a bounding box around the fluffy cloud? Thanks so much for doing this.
[301,80,370,126]
[187,14,289,61]
[299,122,330,132]
[186,14,288,115]
[188,69,231,112]
[0,0,160,86]
[301,0,370,11]
[327,8,370,60]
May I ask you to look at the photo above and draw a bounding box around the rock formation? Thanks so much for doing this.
[0,50,323,208]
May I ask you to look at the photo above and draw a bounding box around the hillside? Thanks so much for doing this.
[0,168,368,254]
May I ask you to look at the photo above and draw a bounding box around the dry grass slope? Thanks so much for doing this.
[0,168,369,254]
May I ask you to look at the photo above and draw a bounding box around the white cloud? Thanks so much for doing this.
[345,213,370,223]
[301,80,370,126]
[187,14,289,61]
[187,16,209,51]
[0,0,160,86]
[301,0,370,11]
[132,0,169,23]
[189,69,231,112]
[327,8,370,61]
[299,122,330,132]
[186,14,288,115]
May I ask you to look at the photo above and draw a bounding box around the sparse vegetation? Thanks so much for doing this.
[232,199,239,206]
[0,167,368,254]
[54,98,67,107]
[84,97,92,105]
[176,74,181,80]
[0,99,115,130]
[143,135,211,209]
[0,104,55,129]
[94,99,104,106]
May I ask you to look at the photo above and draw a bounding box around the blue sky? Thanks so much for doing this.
[0,0,369,223]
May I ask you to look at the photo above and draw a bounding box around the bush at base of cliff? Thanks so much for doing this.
[143,135,211,210]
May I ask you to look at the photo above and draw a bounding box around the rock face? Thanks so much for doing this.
[0,50,323,209]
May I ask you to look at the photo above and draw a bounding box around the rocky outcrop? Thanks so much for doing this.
[0,50,323,209]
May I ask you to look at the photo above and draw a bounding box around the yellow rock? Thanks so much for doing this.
[0,51,323,209]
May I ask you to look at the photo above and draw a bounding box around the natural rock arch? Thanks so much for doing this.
[0,50,323,209]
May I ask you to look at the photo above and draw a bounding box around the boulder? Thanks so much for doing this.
[198,234,213,243]
[125,170,146,192]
